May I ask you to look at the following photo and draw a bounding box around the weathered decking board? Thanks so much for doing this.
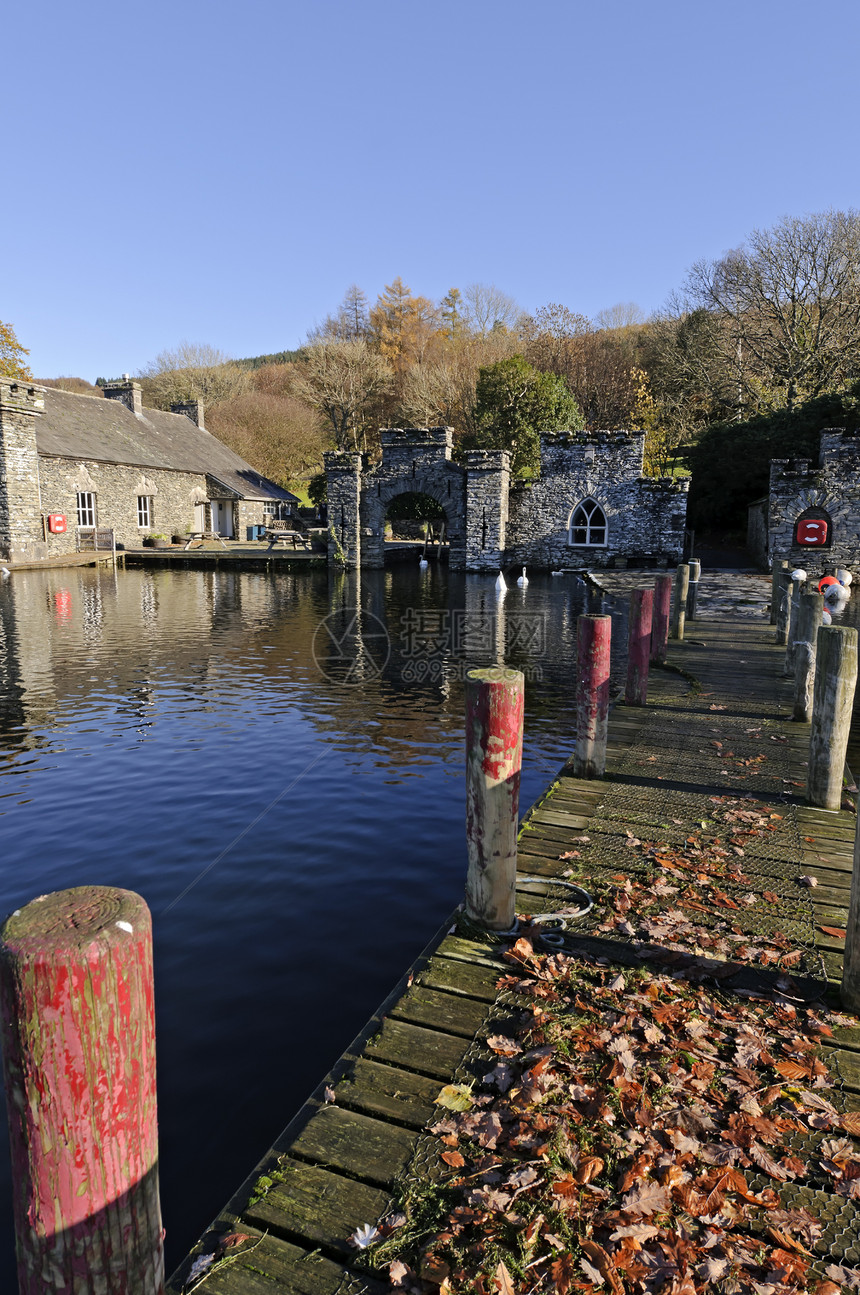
[168,613,860,1292]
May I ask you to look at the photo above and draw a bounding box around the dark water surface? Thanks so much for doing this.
[0,561,623,1281]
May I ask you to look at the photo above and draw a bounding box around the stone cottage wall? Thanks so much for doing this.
[767,430,860,575]
[0,380,47,563]
[37,458,209,553]
[505,431,688,569]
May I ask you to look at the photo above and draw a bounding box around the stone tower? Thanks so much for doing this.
[0,379,46,563]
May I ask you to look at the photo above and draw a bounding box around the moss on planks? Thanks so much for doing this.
[244,1158,391,1255]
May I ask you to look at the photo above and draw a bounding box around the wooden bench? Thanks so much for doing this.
[183,531,229,550]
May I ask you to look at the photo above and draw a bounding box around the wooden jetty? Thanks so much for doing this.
[164,607,860,1292]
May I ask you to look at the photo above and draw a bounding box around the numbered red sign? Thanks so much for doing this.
[795,517,829,546]
[47,514,67,534]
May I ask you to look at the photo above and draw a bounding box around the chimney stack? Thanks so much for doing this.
[103,378,143,417]
[170,400,205,430]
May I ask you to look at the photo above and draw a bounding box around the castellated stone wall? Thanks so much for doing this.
[37,458,210,553]
[325,427,688,571]
[506,431,688,569]
[765,430,860,575]
[0,380,47,563]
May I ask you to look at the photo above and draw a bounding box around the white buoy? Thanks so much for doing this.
[517,567,528,587]
[791,568,808,582]
[837,568,853,586]
[551,570,563,577]
[822,607,833,625]
[495,570,507,593]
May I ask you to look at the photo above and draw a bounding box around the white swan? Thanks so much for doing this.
[495,570,507,592]
[418,554,428,569]
[517,567,528,587]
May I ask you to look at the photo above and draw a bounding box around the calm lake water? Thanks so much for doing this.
[0,560,625,1281]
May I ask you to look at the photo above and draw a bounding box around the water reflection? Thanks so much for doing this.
[0,561,627,1284]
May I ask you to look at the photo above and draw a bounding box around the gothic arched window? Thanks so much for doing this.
[569,498,607,546]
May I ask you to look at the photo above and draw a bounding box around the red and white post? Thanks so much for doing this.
[573,614,612,779]
[625,588,653,706]
[650,574,672,665]
[465,668,524,930]
[0,887,164,1295]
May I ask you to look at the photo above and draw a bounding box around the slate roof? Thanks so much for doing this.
[36,387,298,504]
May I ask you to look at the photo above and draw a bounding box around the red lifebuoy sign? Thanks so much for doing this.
[796,517,828,546]
[47,514,67,534]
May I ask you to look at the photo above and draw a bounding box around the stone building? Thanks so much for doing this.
[325,427,688,571]
[748,429,860,574]
[0,378,296,562]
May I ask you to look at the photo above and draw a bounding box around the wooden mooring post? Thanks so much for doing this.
[0,886,163,1295]
[573,614,611,779]
[686,558,701,620]
[625,587,653,706]
[650,574,672,665]
[770,558,788,625]
[465,667,524,930]
[808,626,859,810]
[775,567,793,646]
[670,563,690,641]
[782,570,807,675]
[792,591,824,723]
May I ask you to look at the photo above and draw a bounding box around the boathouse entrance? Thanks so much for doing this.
[324,428,510,572]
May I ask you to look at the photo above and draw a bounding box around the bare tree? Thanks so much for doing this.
[463,283,521,338]
[292,337,393,453]
[137,341,249,409]
[686,209,860,411]
[594,301,645,331]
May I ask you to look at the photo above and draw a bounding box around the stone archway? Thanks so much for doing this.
[360,430,467,569]
[324,429,509,571]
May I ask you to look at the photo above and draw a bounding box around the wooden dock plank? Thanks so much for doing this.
[335,1058,441,1129]
[186,1229,386,1295]
[390,984,489,1038]
[364,1017,472,1080]
[289,1106,416,1187]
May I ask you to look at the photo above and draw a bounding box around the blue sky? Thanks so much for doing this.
[5,0,859,379]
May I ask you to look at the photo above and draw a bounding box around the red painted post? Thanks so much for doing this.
[0,887,164,1295]
[625,588,653,706]
[573,614,611,779]
[465,668,524,930]
[650,574,672,665]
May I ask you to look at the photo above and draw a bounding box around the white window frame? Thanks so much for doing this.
[76,491,96,528]
[137,495,152,528]
[568,498,608,547]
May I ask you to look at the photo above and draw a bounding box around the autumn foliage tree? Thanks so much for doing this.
[0,319,32,380]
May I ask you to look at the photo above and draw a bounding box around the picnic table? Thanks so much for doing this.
[183,531,229,550]
[266,528,312,551]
